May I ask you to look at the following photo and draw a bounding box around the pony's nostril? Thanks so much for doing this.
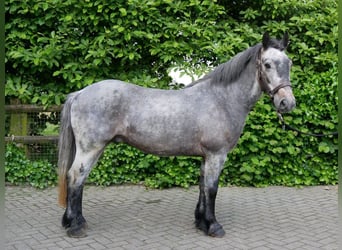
[280,99,287,108]
[278,98,296,113]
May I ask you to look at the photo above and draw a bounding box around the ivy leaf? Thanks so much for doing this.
[318,142,330,153]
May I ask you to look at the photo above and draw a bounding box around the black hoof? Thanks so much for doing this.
[195,219,225,237]
[208,223,225,238]
[62,212,88,237]
[67,225,88,238]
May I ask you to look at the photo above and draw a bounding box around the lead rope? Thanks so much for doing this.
[277,112,338,137]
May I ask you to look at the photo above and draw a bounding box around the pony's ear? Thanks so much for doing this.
[282,32,289,49]
[262,32,271,49]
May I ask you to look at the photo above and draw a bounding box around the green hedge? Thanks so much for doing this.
[5,0,337,188]
[5,143,57,188]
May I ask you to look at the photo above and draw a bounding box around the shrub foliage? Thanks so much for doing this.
[5,0,337,188]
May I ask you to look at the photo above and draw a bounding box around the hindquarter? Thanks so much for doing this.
[69,81,131,151]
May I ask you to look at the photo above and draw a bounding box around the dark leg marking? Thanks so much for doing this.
[195,156,225,237]
[79,163,84,173]
[62,184,88,238]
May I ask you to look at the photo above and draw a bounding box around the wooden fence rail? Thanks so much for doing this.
[5,104,62,144]
[5,104,63,112]
[5,135,59,144]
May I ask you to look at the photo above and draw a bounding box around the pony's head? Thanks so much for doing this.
[257,32,296,113]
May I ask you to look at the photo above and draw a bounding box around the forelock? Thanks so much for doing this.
[267,38,286,51]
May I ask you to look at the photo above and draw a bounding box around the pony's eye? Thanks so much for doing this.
[264,63,271,69]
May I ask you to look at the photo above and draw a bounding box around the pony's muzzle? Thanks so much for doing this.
[273,85,296,113]
[276,96,296,113]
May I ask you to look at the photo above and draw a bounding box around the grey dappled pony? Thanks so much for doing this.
[58,33,296,238]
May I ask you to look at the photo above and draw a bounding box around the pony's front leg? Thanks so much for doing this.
[195,152,226,237]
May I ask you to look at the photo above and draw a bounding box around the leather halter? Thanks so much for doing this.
[256,49,292,100]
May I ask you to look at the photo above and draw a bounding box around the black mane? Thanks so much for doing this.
[186,34,287,88]
[187,44,262,87]
[206,44,262,85]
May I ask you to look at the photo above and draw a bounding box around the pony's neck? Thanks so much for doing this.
[215,60,262,113]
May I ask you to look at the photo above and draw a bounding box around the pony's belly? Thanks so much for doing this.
[116,132,203,157]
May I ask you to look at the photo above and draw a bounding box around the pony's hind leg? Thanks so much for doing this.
[62,146,104,238]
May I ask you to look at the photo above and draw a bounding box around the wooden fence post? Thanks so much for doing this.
[9,99,29,155]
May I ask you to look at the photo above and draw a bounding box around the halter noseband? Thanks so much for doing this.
[256,49,292,100]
